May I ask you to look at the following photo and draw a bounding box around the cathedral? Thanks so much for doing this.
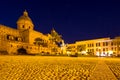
[0,10,63,55]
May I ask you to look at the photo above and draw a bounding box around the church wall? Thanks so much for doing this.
[6,42,38,54]
[20,30,29,43]
[0,24,54,54]
[29,30,49,44]
[0,10,62,55]
[0,25,21,53]
[27,30,52,54]
[0,25,20,36]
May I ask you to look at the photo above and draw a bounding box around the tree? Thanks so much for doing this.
[50,28,62,45]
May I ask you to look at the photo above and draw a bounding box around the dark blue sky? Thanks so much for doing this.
[0,0,120,43]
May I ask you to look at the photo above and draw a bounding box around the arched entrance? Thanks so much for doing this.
[17,48,27,55]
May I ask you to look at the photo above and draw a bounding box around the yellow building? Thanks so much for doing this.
[0,10,62,55]
[67,37,120,56]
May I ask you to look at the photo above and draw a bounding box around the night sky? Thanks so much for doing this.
[0,0,120,43]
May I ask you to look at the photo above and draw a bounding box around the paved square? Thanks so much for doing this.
[0,56,119,80]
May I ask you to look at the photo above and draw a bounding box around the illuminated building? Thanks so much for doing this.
[67,37,120,56]
[0,10,61,55]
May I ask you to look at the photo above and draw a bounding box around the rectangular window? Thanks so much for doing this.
[103,42,105,46]
[106,42,108,46]
[88,49,89,52]
[99,43,100,46]
[96,48,98,51]
[88,44,89,47]
[103,48,105,51]
[111,42,113,46]
[90,44,91,47]
[96,43,97,47]
[106,48,108,51]
[111,47,113,50]
[92,44,94,47]
[92,49,94,52]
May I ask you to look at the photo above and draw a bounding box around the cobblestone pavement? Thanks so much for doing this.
[89,59,117,80]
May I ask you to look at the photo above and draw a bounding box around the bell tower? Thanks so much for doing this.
[16,10,34,31]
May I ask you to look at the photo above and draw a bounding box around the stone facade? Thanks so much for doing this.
[66,37,120,56]
[0,10,61,55]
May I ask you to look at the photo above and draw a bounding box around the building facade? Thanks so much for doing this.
[0,10,62,55]
[66,37,120,56]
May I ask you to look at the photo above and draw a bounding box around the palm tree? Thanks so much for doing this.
[50,28,62,45]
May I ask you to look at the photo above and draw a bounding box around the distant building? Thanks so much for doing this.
[0,10,62,55]
[66,37,120,56]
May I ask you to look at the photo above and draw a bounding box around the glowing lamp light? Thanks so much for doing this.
[81,51,86,54]
[96,52,99,56]
[66,51,71,54]
[101,53,106,56]
[109,50,113,54]
[108,50,113,56]
[81,51,87,55]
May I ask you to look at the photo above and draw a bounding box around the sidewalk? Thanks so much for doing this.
[89,60,117,80]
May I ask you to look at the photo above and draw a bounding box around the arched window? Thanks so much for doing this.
[9,36,14,40]
[7,35,9,40]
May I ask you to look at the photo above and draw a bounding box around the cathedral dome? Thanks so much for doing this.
[17,10,33,25]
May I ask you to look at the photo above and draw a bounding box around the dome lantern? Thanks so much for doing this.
[23,10,28,17]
